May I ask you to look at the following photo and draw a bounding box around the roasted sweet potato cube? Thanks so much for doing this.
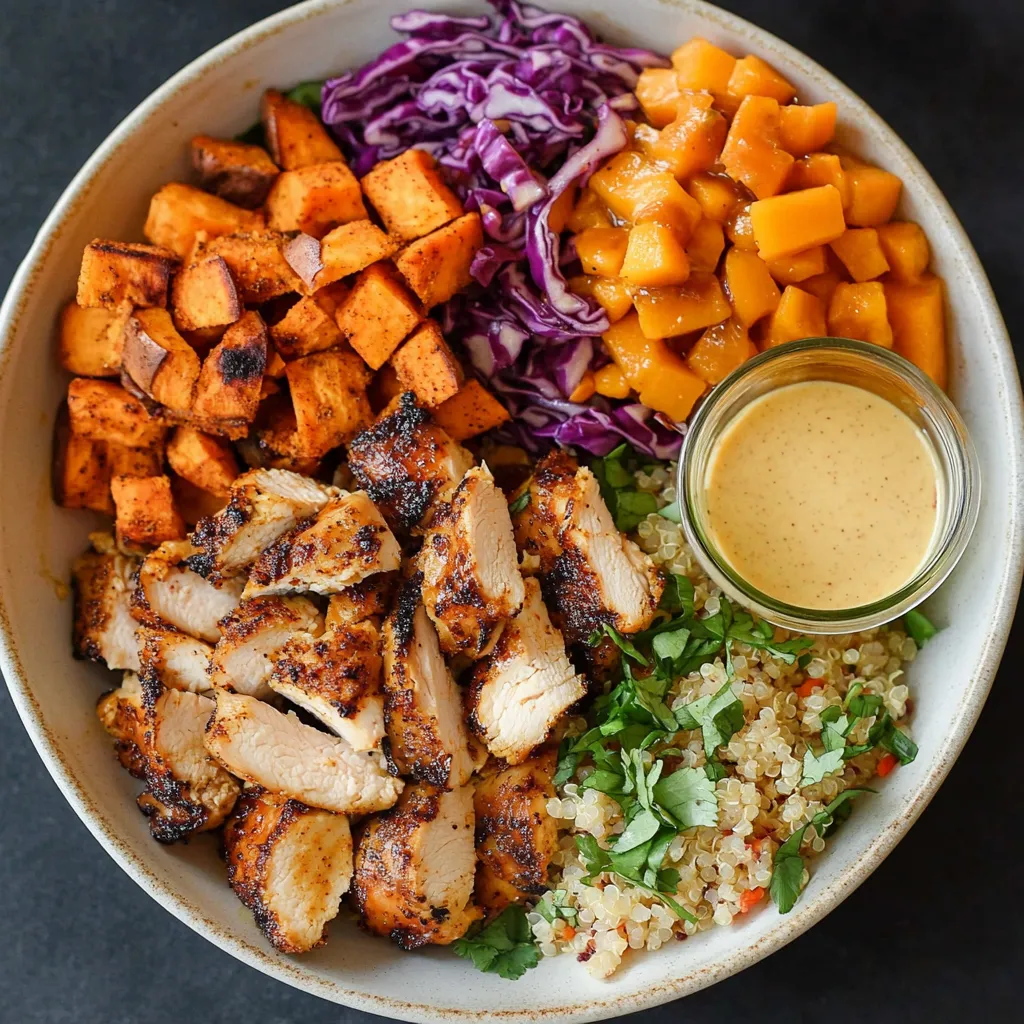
[106,441,163,480]
[315,221,398,289]
[360,149,464,243]
[393,212,483,309]
[67,379,166,448]
[166,426,239,497]
[312,280,351,318]
[58,300,132,377]
[261,88,344,170]
[390,320,464,407]
[144,183,263,258]
[264,345,287,378]
[431,379,510,441]
[204,231,303,303]
[77,239,179,309]
[121,308,201,413]
[54,432,113,513]
[191,311,268,432]
[170,255,242,332]
[286,348,373,456]
[191,134,280,209]
[170,474,229,526]
[244,394,323,476]
[111,474,185,549]
[335,263,422,370]
[269,295,344,359]
[266,162,367,238]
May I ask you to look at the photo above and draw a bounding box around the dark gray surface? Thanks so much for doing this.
[1,1,1021,1021]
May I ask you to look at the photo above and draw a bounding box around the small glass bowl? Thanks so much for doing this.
[677,338,980,635]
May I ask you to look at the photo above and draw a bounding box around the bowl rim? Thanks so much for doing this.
[0,1,1021,1021]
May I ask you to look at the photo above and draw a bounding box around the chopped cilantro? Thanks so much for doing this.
[452,905,540,980]
[588,623,649,666]
[674,681,745,758]
[800,746,847,786]
[659,574,695,616]
[903,609,938,647]
[870,712,919,765]
[508,490,530,515]
[589,444,660,531]
[651,767,719,829]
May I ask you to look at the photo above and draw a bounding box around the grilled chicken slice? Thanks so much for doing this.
[269,621,385,752]
[417,465,525,657]
[465,578,585,764]
[188,468,335,582]
[325,571,397,628]
[136,625,213,693]
[348,392,474,534]
[209,596,323,699]
[133,540,244,642]
[243,491,400,598]
[352,782,480,950]
[205,689,402,814]
[382,575,482,789]
[474,752,559,917]
[510,448,580,575]
[224,787,354,954]
[98,672,239,842]
[72,542,141,672]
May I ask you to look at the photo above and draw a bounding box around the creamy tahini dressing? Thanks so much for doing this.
[704,380,940,610]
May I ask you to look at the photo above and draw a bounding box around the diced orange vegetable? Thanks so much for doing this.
[589,152,700,238]
[829,228,890,282]
[567,189,613,233]
[726,55,796,104]
[568,372,596,403]
[59,301,132,377]
[144,183,263,258]
[190,134,279,209]
[191,311,268,434]
[671,38,736,100]
[393,211,483,308]
[390,319,465,407]
[548,185,576,235]
[876,222,930,283]
[270,295,344,359]
[575,227,630,277]
[568,276,633,323]
[827,281,893,347]
[204,230,303,304]
[764,286,827,347]
[686,318,754,384]
[796,678,817,699]
[876,753,898,778]
[686,219,726,273]
[687,173,742,223]
[594,363,631,399]
[77,239,179,310]
[739,887,766,913]
[765,246,827,286]
[66,379,166,449]
[315,220,399,289]
[844,165,902,227]
[720,96,794,200]
[723,247,781,326]
[778,103,838,155]
[335,263,423,370]
[725,203,758,251]
[884,273,947,389]
[265,162,367,238]
[635,68,686,128]
[166,426,239,497]
[787,152,850,207]
[286,348,373,455]
[368,362,404,413]
[800,269,844,306]
[620,222,691,287]
[432,379,510,441]
[631,273,731,339]
[749,184,846,261]
[54,432,113,514]
[111,474,185,548]
[648,93,727,180]
[261,88,344,170]
[638,359,707,423]
[170,254,241,332]
[602,313,666,388]
[122,308,201,412]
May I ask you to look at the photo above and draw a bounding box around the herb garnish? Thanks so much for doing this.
[452,905,540,980]
[589,444,659,531]
[903,609,938,647]
[285,79,325,111]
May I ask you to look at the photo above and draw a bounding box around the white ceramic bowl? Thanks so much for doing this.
[0,1,1021,1021]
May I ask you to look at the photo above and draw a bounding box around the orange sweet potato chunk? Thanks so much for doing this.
[270,296,344,359]
[286,348,373,456]
[829,228,891,282]
[170,254,242,332]
[723,247,781,327]
[800,269,845,306]
[778,103,838,155]
[59,300,132,377]
[335,263,423,369]
[764,286,827,347]
[884,274,947,389]
[719,96,794,200]
[876,222,930,283]
[191,134,280,208]
[635,68,687,128]
[787,152,851,207]
[316,220,399,289]
[686,219,726,273]
[576,227,630,278]
[166,426,239,497]
[638,360,707,423]
[647,93,727,180]
[765,246,827,286]
[261,89,344,170]
[54,432,114,514]
[726,55,796,104]
[77,239,179,310]
[66,379,166,449]
[671,38,736,100]
[593,363,631,399]
[843,165,902,227]
[144,183,263,258]
[191,311,269,433]
[111,474,186,548]
[827,282,893,347]
[265,162,367,238]
[390,319,465,407]
[204,231,304,303]
[431,379,510,441]
[568,275,633,323]
[567,189,613,233]
[620,223,691,287]
[122,308,202,412]
[686,318,756,385]
[393,212,484,308]
[749,185,846,261]
[687,173,743,223]
[632,273,731,339]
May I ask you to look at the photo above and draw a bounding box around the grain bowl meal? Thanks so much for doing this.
[55,0,950,982]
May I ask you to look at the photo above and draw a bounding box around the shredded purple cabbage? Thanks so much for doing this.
[321,0,681,458]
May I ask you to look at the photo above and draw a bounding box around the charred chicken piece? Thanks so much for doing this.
[347,392,474,535]
[187,468,335,582]
[208,595,323,699]
[510,448,580,575]
[417,464,525,658]
[97,672,239,841]
[382,574,482,789]
[136,624,213,693]
[72,541,141,672]
[269,620,385,752]
[205,689,402,814]
[325,571,397,629]
[223,787,353,954]
[465,578,585,764]
[243,491,400,599]
[352,781,480,950]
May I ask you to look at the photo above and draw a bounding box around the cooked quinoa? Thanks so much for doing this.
[530,462,917,978]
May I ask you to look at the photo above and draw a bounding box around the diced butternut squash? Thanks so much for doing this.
[688,173,743,223]
[166,426,239,497]
[827,281,893,347]
[265,161,367,238]
[589,152,701,238]
[66,379,166,449]
[548,186,576,234]
[261,88,344,170]
[390,319,465,407]
[671,38,736,100]
[575,227,630,277]
[602,313,666,388]
[204,231,303,303]
[884,274,947,389]
[568,372,596,403]
[787,152,850,207]
[286,348,373,456]
[638,360,707,423]
[191,134,280,208]
[192,311,268,434]
[765,245,827,286]
[170,255,241,331]
[800,269,844,306]
[726,55,796,104]
[723,247,781,326]
[829,228,890,282]
[635,68,687,128]
[360,148,464,243]
[764,286,827,347]
[647,93,727,180]
[77,238,179,310]
[720,96,794,200]
[725,202,758,251]
[686,318,755,385]
[568,276,633,323]
[394,212,483,308]
[594,363,631,399]
[111,474,185,548]
[620,222,691,287]
[843,165,902,227]
[122,308,201,412]
[58,300,132,377]
[432,379,510,441]
[778,103,838,155]
[312,220,398,289]
[335,263,423,370]
[144,183,262,258]
[632,273,731,339]
[567,189,613,232]
[876,221,930,283]
[54,432,112,513]
[749,184,846,261]
[686,218,726,273]
[269,295,344,359]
